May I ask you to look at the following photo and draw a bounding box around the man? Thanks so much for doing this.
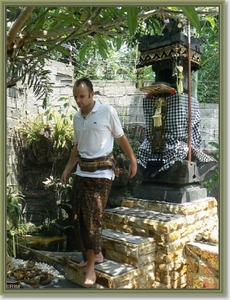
[61,77,137,286]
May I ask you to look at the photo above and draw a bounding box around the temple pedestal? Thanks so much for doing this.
[133,183,207,203]
[126,159,216,203]
[143,160,217,184]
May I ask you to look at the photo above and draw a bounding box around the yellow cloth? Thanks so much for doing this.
[152,107,162,127]
[152,98,166,127]
[176,66,184,94]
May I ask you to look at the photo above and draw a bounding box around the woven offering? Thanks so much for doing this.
[140,83,176,95]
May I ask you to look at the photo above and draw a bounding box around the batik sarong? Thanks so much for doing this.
[70,175,113,260]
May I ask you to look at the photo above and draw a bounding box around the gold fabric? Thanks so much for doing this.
[151,97,167,151]
[176,66,184,94]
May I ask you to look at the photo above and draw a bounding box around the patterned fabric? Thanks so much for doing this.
[70,175,113,258]
[137,93,216,172]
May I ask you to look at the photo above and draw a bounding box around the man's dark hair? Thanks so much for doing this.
[74,77,94,93]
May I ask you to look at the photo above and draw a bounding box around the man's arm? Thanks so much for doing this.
[116,134,137,178]
[61,144,79,184]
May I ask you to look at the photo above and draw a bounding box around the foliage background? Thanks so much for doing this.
[6,6,219,106]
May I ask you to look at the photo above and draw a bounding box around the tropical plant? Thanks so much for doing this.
[7,183,25,230]
[15,113,48,147]
[42,175,74,233]
[44,108,74,150]
[15,96,75,152]
[6,180,26,257]
[43,175,73,204]
[6,6,211,107]
[197,13,219,103]
[202,141,219,194]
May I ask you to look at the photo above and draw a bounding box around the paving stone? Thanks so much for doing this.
[102,228,156,267]
[65,258,142,289]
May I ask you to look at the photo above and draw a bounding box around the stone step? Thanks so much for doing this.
[102,228,156,267]
[65,253,155,289]
[65,229,157,289]
[121,196,217,216]
[103,205,183,239]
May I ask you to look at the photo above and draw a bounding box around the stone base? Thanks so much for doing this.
[133,183,207,203]
[144,160,217,184]
[127,160,217,187]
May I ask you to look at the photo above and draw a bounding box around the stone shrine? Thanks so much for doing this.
[133,18,217,203]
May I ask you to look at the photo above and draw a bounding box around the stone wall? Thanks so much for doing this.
[6,61,74,186]
[199,103,219,152]
[186,242,219,289]
[6,60,219,186]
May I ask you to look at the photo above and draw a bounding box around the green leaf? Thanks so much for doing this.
[48,113,54,120]
[95,34,108,59]
[96,34,108,50]
[58,97,68,102]
[54,13,81,27]
[181,7,201,34]
[98,42,107,59]
[116,37,122,51]
[54,46,71,57]
[127,7,138,36]
[206,16,217,30]
[79,43,88,61]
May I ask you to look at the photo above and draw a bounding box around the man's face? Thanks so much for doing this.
[73,83,94,109]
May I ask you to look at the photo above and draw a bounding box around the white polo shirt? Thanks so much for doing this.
[73,101,124,180]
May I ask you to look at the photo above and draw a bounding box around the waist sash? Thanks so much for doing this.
[78,153,115,172]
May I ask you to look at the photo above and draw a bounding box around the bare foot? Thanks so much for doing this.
[84,270,96,287]
[84,258,97,287]
[78,252,103,267]
[78,260,87,267]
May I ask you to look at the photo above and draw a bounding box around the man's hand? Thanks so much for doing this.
[61,144,79,184]
[116,134,137,178]
[128,160,138,178]
[61,170,71,185]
